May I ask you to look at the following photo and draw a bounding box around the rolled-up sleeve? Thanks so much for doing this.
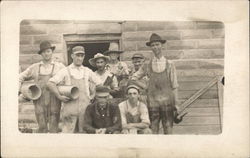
[89,70,102,86]
[118,102,127,128]
[49,68,67,85]
[111,75,118,89]
[131,64,147,80]
[19,64,37,91]
[169,62,179,89]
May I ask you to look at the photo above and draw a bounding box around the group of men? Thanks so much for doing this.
[19,33,180,134]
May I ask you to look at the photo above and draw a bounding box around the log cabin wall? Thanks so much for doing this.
[19,20,224,134]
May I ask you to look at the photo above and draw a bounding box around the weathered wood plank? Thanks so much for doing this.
[182,107,219,117]
[177,116,220,125]
[177,69,224,77]
[179,99,219,108]
[179,89,218,99]
[178,81,217,90]
[173,125,221,134]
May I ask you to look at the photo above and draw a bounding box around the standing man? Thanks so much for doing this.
[104,42,130,98]
[47,46,101,133]
[89,53,119,95]
[19,41,65,133]
[118,84,152,134]
[104,42,130,82]
[129,53,146,75]
[83,85,122,134]
[129,53,148,104]
[131,33,179,134]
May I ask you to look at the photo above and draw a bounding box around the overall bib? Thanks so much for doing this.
[147,60,176,134]
[124,101,151,134]
[61,68,90,133]
[33,64,61,133]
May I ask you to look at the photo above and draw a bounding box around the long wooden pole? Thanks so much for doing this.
[177,76,219,118]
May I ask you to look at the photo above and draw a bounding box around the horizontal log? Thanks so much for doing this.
[181,107,219,117]
[173,59,224,70]
[173,125,221,134]
[179,99,219,108]
[196,21,224,29]
[177,116,220,125]
[179,89,218,99]
[178,81,217,90]
[177,69,224,77]
[20,20,73,25]
[19,113,36,123]
[181,29,212,39]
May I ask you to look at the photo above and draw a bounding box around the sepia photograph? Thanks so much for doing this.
[18,20,224,135]
[1,1,249,158]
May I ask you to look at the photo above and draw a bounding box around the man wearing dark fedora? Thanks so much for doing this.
[83,85,122,134]
[19,40,65,133]
[131,33,179,134]
[47,46,102,133]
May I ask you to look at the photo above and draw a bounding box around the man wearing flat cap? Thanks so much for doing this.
[118,83,152,134]
[19,40,65,133]
[89,53,119,95]
[129,53,149,104]
[131,33,179,134]
[83,85,122,134]
[47,46,102,133]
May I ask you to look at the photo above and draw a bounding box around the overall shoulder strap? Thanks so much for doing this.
[50,64,55,76]
[67,67,72,85]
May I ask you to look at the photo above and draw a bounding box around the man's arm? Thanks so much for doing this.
[19,64,36,91]
[169,62,179,109]
[47,68,70,102]
[131,63,147,80]
[47,81,70,102]
[106,105,122,133]
[82,105,97,134]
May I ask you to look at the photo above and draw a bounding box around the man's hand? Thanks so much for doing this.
[58,95,70,102]
[129,128,138,134]
[100,128,106,134]
[95,128,106,134]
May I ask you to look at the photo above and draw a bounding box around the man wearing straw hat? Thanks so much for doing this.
[131,33,179,134]
[47,46,101,133]
[83,85,121,134]
[89,53,119,94]
[104,42,130,97]
[19,40,65,133]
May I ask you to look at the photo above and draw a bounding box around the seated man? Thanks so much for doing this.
[83,85,122,134]
[118,84,152,134]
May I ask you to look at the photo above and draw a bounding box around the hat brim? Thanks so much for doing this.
[131,56,145,60]
[126,84,141,93]
[96,92,110,97]
[146,40,166,46]
[89,56,110,67]
[38,46,55,54]
[103,50,123,55]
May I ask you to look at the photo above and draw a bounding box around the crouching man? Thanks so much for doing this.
[118,84,152,134]
[83,85,122,134]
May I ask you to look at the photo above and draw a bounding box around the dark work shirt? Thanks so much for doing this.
[83,102,122,134]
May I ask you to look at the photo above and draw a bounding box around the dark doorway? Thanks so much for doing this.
[67,42,110,71]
